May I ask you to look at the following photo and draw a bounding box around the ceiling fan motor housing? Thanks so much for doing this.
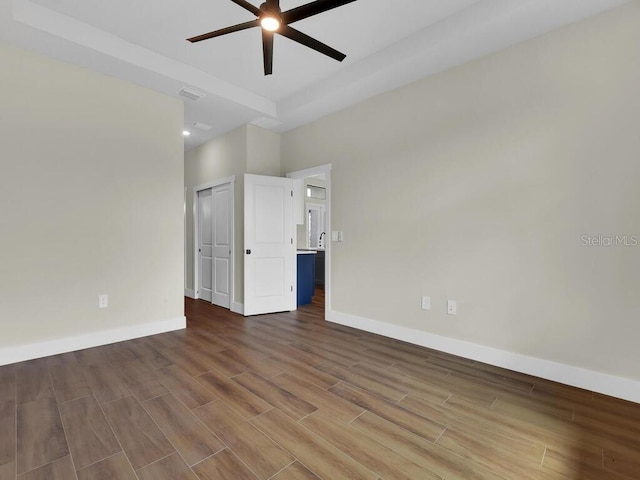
[260,1,282,18]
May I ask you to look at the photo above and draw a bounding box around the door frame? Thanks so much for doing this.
[193,176,235,307]
[286,164,332,314]
[184,187,189,297]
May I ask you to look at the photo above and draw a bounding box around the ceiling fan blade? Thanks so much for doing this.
[230,0,261,17]
[283,0,356,24]
[262,30,274,75]
[279,25,346,62]
[187,19,260,43]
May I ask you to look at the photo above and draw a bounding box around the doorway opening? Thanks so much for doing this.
[287,164,331,316]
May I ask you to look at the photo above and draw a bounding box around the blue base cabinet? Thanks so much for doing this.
[297,252,316,306]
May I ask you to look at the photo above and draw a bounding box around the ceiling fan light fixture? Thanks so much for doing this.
[260,16,280,32]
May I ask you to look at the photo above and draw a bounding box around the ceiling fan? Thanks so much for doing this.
[187,0,357,75]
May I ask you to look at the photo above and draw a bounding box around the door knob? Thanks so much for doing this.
[246,249,251,254]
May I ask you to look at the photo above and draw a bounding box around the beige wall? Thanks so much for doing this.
[247,125,281,175]
[0,42,184,348]
[281,3,640,381]
[184,124,281,304]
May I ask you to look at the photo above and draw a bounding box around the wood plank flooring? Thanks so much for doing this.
[1,292,639,479]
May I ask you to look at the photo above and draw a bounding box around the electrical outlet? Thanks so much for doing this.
[447,300,457,315]
[98,294,109,308]
[421,296,431,310]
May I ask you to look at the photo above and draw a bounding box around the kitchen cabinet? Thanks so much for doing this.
[297,251,316,306]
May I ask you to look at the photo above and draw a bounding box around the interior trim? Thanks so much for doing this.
[327,309,640,404]
[0,316,186,366]
[11,0,276,116]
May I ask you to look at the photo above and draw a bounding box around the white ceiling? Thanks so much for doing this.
[0,0,631,150]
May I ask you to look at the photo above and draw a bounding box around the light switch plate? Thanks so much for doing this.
[331,231,339,242]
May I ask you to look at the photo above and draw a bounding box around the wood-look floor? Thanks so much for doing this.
[1,292,639,479]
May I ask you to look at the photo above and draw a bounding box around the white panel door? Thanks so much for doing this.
[211,184,231,308]
[244,174,295,316]
[197,188,213,302]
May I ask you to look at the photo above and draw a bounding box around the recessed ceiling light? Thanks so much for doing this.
[183,130,191,136]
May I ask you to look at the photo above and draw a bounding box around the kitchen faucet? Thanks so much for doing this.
[319,231,326,248]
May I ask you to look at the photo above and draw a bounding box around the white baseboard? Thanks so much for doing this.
[231,302,244,315]
[184,288,196,299]
[326,310,640,405]
[0,316,186,366]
